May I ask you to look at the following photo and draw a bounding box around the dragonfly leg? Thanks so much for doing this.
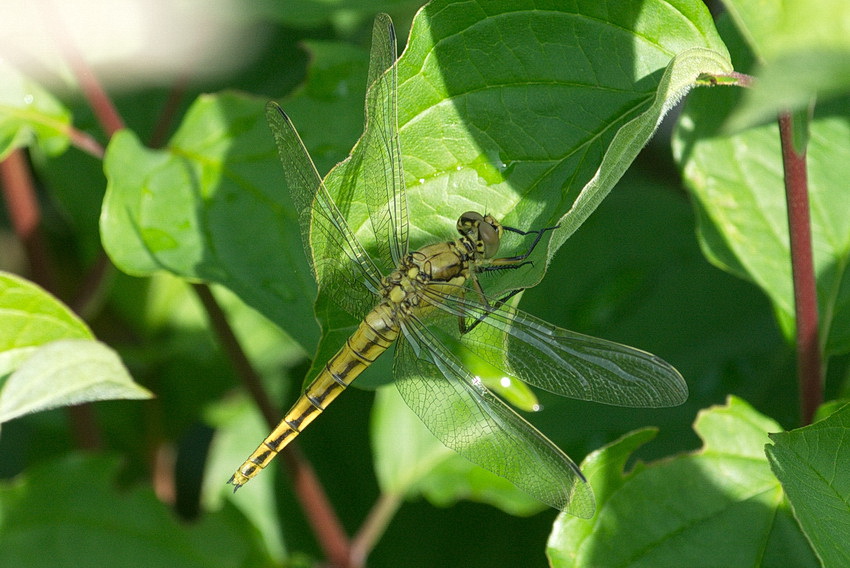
[458,276,524,334]
[459,222,558,332]
[486,223,559,268]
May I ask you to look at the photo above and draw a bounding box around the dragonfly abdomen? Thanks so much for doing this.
[229,303,399,490]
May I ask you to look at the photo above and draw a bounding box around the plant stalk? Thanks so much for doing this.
[778,111,822,425]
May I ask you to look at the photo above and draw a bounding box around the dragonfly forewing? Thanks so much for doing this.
[266,103,381,321]
[395,319,596,517]
[337,12,408,271]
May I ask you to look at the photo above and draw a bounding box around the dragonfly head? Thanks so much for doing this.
[457,211,503,258]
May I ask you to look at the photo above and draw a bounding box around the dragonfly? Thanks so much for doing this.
[229,14,687,517]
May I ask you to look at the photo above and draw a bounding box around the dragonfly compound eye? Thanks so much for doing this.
[479,218,501,258]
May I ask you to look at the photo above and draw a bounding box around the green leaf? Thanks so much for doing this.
[548,397,818,568]
[101,94,320,348]
[723,0,850,129]
[674,62,850,354]
[0,455,271,568]
[0,272,151,424]
[0,271,92,351]
[0,338,151,424]
[371,385,542,516]
[766,403,850,568]
[0,269,91,378]
[0,60,72,160]
[101,38,372,353]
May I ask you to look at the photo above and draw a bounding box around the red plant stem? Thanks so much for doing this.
[66,126,105,159]
[0,150,53,288]
[282,447,354,568]
[191,284,352,567]
[42,5,124,137]
[148,74,191,149]
[192,285,280,426]
[778,112,822,425]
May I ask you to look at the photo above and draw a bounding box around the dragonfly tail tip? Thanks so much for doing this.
[227,475,244,493]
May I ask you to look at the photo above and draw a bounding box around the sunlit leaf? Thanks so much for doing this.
[0,339,151,424]
[0,272,150,424]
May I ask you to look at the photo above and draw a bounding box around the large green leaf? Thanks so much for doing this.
[673,20,850,354]
[394,0,730,280]
[0,455,271,568]
[766,403,850,568]
[547,397,817,568]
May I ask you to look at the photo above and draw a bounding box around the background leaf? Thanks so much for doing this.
[0,338,151,424]
[547,397,817,568]
[0,60,71,160]
[0,272,150,424]
[371,385,542,515]
[0,455,271,568]
[673,18,850,355]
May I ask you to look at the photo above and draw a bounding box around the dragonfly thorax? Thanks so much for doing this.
[379,212,504,318]
[381,239,472,314]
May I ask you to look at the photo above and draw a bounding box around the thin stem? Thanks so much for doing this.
[192,285,279,425]
[42,5,124,136]
[148,74,191,149]
[191,284,353,567]
[778,111,822,425]
[65,125,105,159]
[0,149,54,289]
[350,492,404,567]
[282,447,354,568]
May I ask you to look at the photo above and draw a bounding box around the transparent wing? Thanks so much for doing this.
[394,319,596,516]
[266,102,381,321]
[420,285,688,408]
[340,12,408,270]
